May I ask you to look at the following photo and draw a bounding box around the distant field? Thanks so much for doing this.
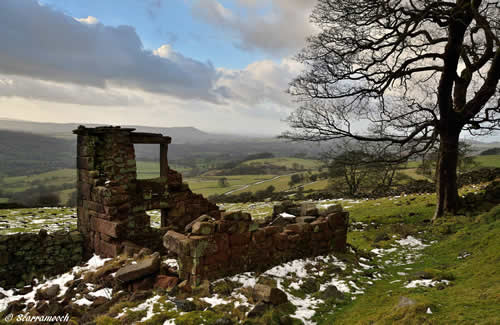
[186,175,279,197]
[241,157,322,170]
[475,155,500,168]
[1,168,75,194]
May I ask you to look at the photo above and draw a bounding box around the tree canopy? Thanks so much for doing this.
[283,0,500,217]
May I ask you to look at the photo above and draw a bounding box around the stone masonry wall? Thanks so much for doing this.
[0,230,83,289]
[74,126,219,258]
[163,207,349,285]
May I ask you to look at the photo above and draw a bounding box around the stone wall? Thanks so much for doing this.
[163,206,349,285]
[74,126,219,258]
[0,230,83,289]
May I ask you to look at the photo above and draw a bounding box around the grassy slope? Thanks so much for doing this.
[328,190,500,324]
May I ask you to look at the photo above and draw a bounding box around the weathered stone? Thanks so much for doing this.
[184,214,213,233]
[295,216,317,224]
[191,222,215,235]
[247,302,269,318]
[36,284,60,300]
[300,202,319,217]
[154,275,179,291]
[252,284,288,305]
[115,255,161,283]
[174,299,197,312]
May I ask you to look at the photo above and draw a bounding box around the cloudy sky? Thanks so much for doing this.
[0,0,317,135]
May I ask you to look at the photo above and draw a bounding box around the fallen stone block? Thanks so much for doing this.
[115,254,161,283]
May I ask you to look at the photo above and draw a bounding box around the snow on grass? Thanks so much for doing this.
[0,254,110,312]
[396,236,429,249]
[200,295,230,307]
[73,297,93,306]
[89,288,112,298]
[405,279,450,288]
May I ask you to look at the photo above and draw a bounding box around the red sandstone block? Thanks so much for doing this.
[98,239,122,257]
[252,229,266,245]
[83,200,104,213]
[310,220,329,233]
[214,233,229,252]
[91,217,126,238]
[264,226,282,236]
[229,232,251,246]
[327,211,349,228]
[312,231,329,241]
[273,232,289,251]
[231,245,248,256]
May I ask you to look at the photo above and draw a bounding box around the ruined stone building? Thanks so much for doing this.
[73,126,220,257]
[74,126,348,285]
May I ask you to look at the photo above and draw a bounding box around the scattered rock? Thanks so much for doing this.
[396,296,417,309]
[174,299,197,312]
[192,279,211,297]
[91,296,109,307]
[215,317,234,325]
[300,278,320,294]
[154,275,179,291]
[130,276,155,291]
[184,214,213,233]
[129,290,152,302]
[192,222,215,235]
[36,284,60,300]
[247,302,269,318]
[115,254,160,283]
[320,285,345,302]
[252,284,288,305]
[178,280,192,293]
[374,232,390,242]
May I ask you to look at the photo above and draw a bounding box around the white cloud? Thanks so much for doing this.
[217,58,303,107]
[75,16,99,25]
[191,0,316,55]
[0,0,224,103]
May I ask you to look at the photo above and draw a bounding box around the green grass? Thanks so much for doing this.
[475,154,500,168]
[241,157,322,170]
[186,174,279,197]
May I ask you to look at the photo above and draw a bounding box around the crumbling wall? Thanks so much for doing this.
[74,126,219,258]
[0,230,83,289]
[163,205,348,285]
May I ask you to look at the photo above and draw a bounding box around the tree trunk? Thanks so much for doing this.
[433,130,461,220]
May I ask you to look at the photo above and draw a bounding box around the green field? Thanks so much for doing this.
[475,154,500,168]
[241,157,322,169]
[1,155,497,204]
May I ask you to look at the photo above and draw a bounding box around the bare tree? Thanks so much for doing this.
[283,0,500,219]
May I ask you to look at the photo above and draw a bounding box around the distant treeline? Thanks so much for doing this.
[0,130,75,176]
[480,148,500,155]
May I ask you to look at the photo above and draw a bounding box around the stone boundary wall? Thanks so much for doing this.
[0,230,83,289]
[163,208,348,285]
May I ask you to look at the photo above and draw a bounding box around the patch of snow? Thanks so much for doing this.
[200,295,229,307]
[74,297,93,306]
[280,212,296,219]
[396,236,429,249]
[319,278,350,293]
[89,288,112,298]
[228,272,257,288]
[405,279,450,288]
[163,259,178,268]
[426,307,433,314]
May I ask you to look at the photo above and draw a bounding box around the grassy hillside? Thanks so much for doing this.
[241,157,322,169]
